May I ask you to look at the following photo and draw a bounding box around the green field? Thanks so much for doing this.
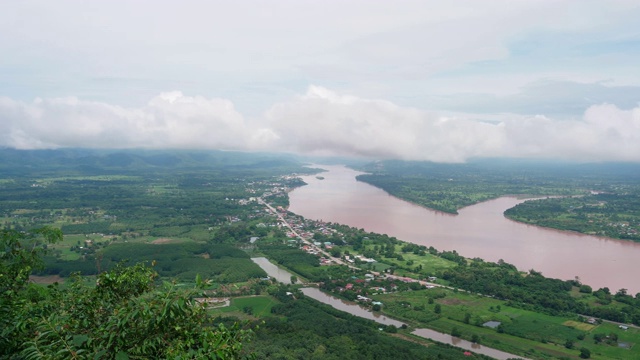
[214,296,280,318]
[375,288,640,359]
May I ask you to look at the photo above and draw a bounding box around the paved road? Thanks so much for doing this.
[258,198,349,266]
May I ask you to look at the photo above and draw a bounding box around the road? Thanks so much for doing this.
[258,198,532,359]
[258,198,349,267]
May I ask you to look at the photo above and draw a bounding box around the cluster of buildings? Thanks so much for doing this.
[607,221,639,238]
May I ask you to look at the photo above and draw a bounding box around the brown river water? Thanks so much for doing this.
[288,165,640,294]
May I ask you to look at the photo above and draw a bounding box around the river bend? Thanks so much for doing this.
[288,165,640,294]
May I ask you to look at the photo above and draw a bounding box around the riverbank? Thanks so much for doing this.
[252,243,639,359]
[504,195,640,243]
[252,256,528,360]
[288,164,640,294]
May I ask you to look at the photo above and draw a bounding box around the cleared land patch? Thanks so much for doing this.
[563,320,596,331]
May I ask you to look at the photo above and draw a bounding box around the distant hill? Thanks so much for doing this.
[0,148,303,176]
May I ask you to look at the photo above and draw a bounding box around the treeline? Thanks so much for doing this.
[61,221,113,234]
[440,260,640,325]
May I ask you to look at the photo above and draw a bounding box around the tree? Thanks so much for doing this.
[434,304,442,314]
[593,333,606,343]
[1,227,253,359]
[451,327,462,337]
[1,227,62,293]
[291,275,298,284]
[385,325,398,333]
[26,263,253,359]
[579,347,591,358]
[1,227,62,356]
[579,285,592,293]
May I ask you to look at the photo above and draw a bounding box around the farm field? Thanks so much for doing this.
[375,288,640,359]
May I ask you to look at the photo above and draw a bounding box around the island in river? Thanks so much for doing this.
[356,160,640,242]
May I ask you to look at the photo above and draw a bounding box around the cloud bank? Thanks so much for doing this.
[1,88,639,163]
[0,92,250,151]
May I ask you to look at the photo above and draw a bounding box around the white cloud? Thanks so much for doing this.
[1,88,639,163]
[0,92,252,150]
[266,86,506,162]
[265,86,640,162]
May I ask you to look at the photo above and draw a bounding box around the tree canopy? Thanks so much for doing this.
[1,228,252,359]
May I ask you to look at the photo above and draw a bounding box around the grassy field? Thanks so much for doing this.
[212,295,279,318]
[375,288,640,359]
[338,242,458,277]
[395,250,457,273]
[48,233,113,260]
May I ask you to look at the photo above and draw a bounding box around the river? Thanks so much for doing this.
[288,165,640,294]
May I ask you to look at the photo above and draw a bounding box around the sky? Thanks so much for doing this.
[1,0,639,162]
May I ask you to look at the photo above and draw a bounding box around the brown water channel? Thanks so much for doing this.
[251,257,526,359]
[299,289,528,359]
[288,165,640,294]
[251,257,300,284]
[251,257,401,326]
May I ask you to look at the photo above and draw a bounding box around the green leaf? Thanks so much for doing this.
[72,334,89,347]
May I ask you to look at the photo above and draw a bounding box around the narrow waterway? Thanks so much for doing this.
[252,256,526,359]
[251,257,399,326]
[299,287,404,327]
[411,328,528,360]
[288,165,640,294]
[250,257,299,284]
